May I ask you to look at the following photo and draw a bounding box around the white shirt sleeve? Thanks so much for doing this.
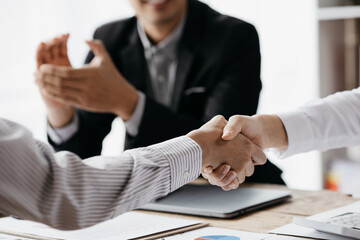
[0,118,202,230]
[48,91,146,143]
[124,91,146,136]
[47,112,79,144]
[276,87,360,158]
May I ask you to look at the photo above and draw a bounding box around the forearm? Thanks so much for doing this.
[277,88,360,157]
[0,119,202,230]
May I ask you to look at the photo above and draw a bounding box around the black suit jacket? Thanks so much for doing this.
[49,0,283,184]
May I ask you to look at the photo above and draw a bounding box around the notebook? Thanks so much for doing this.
[139,184,291,218]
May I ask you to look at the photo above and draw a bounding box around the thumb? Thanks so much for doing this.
[222,115,245,140]
[201,115,227,130]
[85,40,109,59]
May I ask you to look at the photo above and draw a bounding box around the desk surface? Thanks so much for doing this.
[136,183,358,235]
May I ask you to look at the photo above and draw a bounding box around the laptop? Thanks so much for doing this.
[293,212,360,239]
[139,184,291,218]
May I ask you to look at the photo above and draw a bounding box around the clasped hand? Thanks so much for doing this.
[188,115,267,191]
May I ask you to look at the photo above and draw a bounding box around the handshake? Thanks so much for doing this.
[187,115,271,191]
[34,35,287,191]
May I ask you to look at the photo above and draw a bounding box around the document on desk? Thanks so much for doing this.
[0,212,207,240]
[161,226,310,240]
[269,201,360,240]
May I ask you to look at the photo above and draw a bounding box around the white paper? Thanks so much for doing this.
[160,227,269,240]
[0,211,204,240]
[264,234,313,240]
[269,201,360,240]
[270,224,354,240]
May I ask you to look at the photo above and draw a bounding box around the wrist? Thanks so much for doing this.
[187,130,209,166]
[47,106,74,128]
[115,87,139,121]
[256,115,288,149]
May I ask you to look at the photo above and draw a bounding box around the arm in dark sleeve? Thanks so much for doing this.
[48,111,116,159]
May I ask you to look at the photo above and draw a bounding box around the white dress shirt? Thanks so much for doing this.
[277,87,360,158]
[0,118,201,230]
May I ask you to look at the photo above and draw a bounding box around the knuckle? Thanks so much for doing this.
[229,115,240,121]
[213,115,225,122]
[63,69,70,78]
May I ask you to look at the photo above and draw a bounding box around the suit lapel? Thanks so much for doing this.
[171,0,206,111]
[119,26,148,92]
[172,46,194,111]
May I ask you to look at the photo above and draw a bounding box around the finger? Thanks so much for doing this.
[60,33,70,57]
[251,146,267,165]
[218,170,237,187]
[44,83,82,97]
[41,75,84,92]
[244,162,255,177]
[52,37,61,60]
[36,42,46,69]
[206,164,231,182]
[34,71,45,87]
[237,171,246,184]
[44,86,82,105]
[85,39,108,59]
[222,178,240,191]
[201,115,227,130]
[46,40,56,61]
[40,64,91,78]
[222,115,245,140]
[43,42,53,63]
[202,166,213,176]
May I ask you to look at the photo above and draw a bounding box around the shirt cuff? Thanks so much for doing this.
[125,91,145,137]
[47,113,79,145]
[152,136,202,192]
[276,111,314,158]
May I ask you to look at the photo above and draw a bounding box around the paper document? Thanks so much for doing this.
[161,226,311,240]
[161,227,268,240]
[0,211,206,240]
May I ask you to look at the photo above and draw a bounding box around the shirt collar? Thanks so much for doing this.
[137,15,186,57]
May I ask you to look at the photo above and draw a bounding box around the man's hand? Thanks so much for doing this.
[36,33,71,69]
[222,115,289,150]
[222,115,266,148]
[187,115,267,191]
[36,40,139,121]
[34,34,74,128]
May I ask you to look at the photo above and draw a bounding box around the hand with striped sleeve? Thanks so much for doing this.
[187,115,267,191]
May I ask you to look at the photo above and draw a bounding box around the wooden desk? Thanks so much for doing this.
[136,183,358,236]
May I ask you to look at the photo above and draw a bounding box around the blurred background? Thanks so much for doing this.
[1,0,359,193]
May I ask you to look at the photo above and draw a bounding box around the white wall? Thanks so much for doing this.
[0,0,133,143]
[0,0,322,190]
[203,0,322,190]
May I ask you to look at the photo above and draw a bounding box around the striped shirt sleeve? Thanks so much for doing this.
[0,118,202,230]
